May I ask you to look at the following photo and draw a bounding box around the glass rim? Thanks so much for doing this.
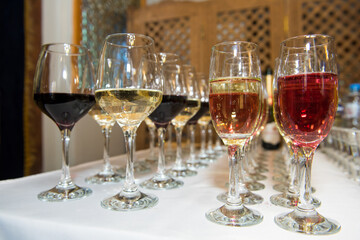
[42,43,90,56]
[212,41,259,53]
[280,34,335,48]
[105,33,154,48]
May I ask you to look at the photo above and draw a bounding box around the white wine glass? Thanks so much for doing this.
[96,33,162,211]
[85,103,123,184]
[33,43,95,201]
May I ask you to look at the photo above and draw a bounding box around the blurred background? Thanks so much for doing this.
[1,0,359,180]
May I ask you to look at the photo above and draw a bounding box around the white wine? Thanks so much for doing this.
[95,88,163,127]
[144,117,155,128]
[198,113,211,126]
[88,102,116,129]
[171,98,200,127]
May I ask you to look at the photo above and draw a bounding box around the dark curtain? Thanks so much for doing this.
[0,1,25,179]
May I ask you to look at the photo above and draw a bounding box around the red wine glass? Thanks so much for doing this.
[33,43,95,201]
[96,33,162,211]
[140,61,187,190]
[273,34,340,234]
[168,64,200,177]
[206,41,263,226]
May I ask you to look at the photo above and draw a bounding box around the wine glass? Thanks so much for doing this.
[186,72,210,169]
[168,64,200,177]
[273,34,340,234]
[96,33,162,211]
[144,117,157,164]
[85,103,123,183]
[140,61,187,190]
[271,58,319,208]
[206,41,263,226]
[33,43,95,201]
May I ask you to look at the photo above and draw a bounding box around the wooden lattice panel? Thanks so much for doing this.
[144,16,191,64]
[292,0,360,96]
[215,6,272,71]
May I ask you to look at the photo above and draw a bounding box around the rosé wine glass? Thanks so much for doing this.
[206,41,263,227]
[273,34,340,234]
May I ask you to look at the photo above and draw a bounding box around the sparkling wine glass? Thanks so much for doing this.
[86,103,123,184]
[96,33,162,211]
[168,64,200,177]
[206,41,263,226]
[273,34,340,234]
[186,72,210,169]
[33,43,95,201]
[271,58,319,208]
[140,61,187,190]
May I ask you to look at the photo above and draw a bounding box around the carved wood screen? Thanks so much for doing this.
[288,0,360,96]
[128,0,359,97]
[128,0,286,76]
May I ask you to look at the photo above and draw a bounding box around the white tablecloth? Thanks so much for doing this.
[0,148,359,240]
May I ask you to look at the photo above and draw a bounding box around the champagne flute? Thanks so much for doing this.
[206,41,263,226]
[273,34,340,234]
[271,57,319,208]
[96,33,162,211]
[140,62,187,190]
[168,64,200,177]
[33,43,95,201]
[86,103,123,183]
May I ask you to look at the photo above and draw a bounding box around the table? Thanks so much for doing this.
[0,148,359,240]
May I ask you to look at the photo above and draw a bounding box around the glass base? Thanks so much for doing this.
[217,191,263,205]
[249,173,267,181]
[273,183,316,193]
[206,204,263,227]
[101,191,158,211]
[167,168,197,177]
[116,161,152,175]
[246,181,265,191]
[38,184,92,202]
[140,174,184,190]
[275,209,340,235]
[187,161,208,169]
[85,172,123,184]
[270,192,321,208]
[272,174,289,183]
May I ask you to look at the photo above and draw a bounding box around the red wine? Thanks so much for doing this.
[275,72,338,148]
[148,95,187,128]
[187,101,209,125]
[34,93,95,130]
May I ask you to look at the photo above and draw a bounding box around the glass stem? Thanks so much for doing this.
[226,145,242,205]
[167,124,172,153]
[122,127,138,195]
[287,144,299,194]
[157,127,167,177]
[199,125,207,157]
[207,125,213,151]
[149,126,156,159]
[189,124,196,163]
[174,126,184,169]
[101,126,113,174]
[59,129,74,189]
[297,147,315,211]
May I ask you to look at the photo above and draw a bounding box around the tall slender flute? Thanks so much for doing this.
[273,34,340,234]
[206,41,263,226]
